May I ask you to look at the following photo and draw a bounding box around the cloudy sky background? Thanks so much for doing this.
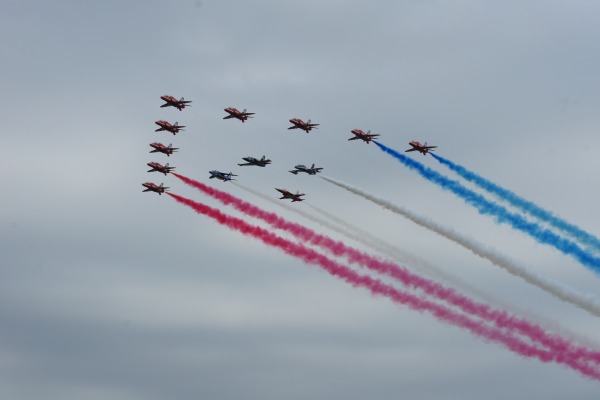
[2,1,600,398]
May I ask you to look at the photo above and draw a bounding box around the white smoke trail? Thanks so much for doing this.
[233,182,507,307]
[320,175,600,318]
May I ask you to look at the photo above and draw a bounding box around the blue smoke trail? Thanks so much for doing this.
[373,141,600,273]
[431,153,600,253]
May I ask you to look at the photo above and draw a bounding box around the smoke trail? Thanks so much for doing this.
[167,192,600,380]
[234,182,499,306]
[234,182,425,271]
[172,172,600,364]
[304,202,504,303]
[320,175,600,319]
[431,153,600,253]
[373,141,600,273]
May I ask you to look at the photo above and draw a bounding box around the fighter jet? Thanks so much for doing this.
[288,118,319,133]
[209,170,237,182]
[348,129,380,143]
[147,162,175,176]
[154,120,185,135]
[289,164,323,175]
[405,141,437,155]
[160,95,192,111]
[223,107,255,122]
[238,156,271,167]
[275,188,305,202]
[142,182,169,195]
[149,142,179,157]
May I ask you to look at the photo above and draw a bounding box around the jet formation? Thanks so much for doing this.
[144,96,192,194]
[145,95,437,199]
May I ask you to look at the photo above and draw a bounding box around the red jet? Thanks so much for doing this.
[223,107,255,122]
[288,118,319,133]
[149,142,178,157]
[405,141,437,155]
[142,182,169,195]
[348,129,380,143]
[147,162,175,176]
[155,120,185,135]
[275,188,305,202]
[160,95,192,111]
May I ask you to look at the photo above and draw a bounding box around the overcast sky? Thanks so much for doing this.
[2,1,600,399]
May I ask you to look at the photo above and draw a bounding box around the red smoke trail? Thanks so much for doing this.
[171,172,600,365]
[167,192,600,380]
